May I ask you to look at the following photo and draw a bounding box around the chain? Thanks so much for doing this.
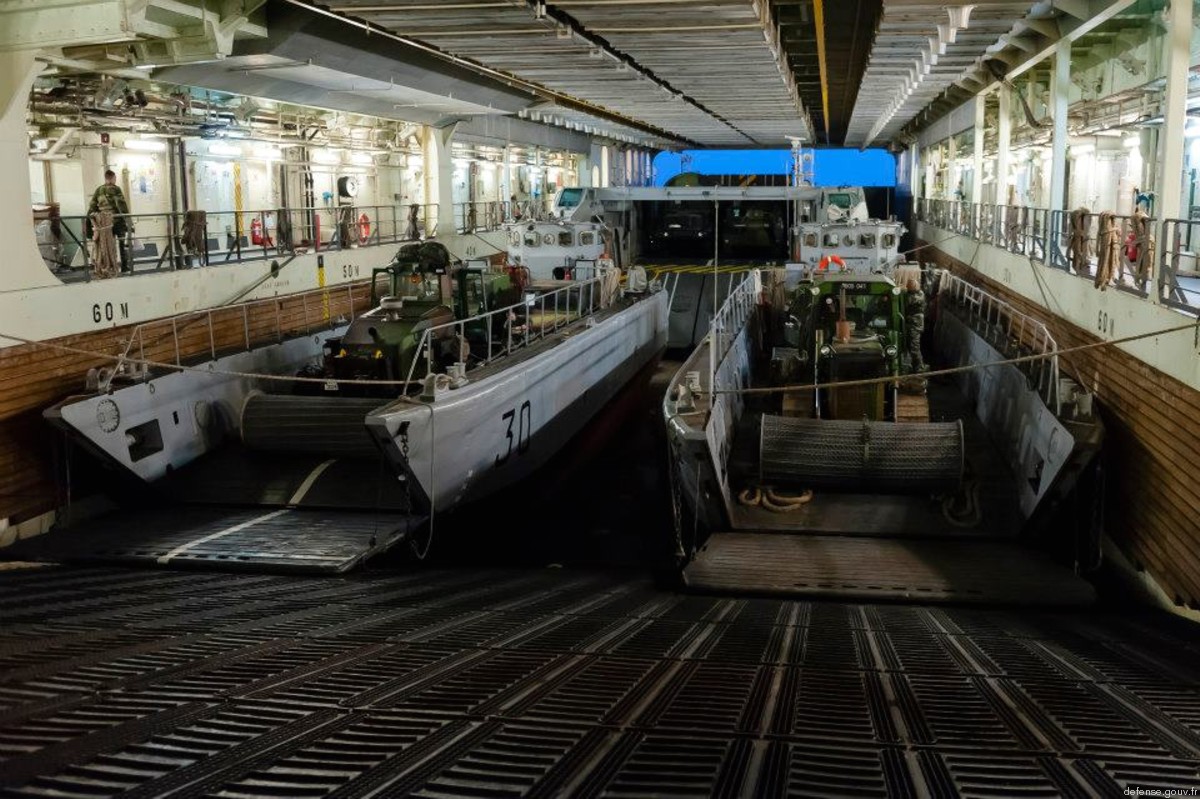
[400,423,412,511]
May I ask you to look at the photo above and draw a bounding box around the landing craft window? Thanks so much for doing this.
[559,231,574,247]
[882,234,896,248]
[842,235,855,247]
[510,231,521,247]
[804,233,818,247]
[859,234,876,248]
[824,233,840,247]
[580,232,596,246]
[558,188,585,208]
[543,233,555,245]
[524,232,540,247]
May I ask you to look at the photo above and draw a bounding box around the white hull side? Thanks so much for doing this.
[51,332,342,480]
[369,289,669,511]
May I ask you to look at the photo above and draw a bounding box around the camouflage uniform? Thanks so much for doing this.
[905,288,926,372]
[89,182,131,272]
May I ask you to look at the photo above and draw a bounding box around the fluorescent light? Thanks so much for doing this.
[312,149,340,165]
[208,141,242,157]
[1124,136,1141,148]
[1072,144,1094,155]
[253,144,281,160]
[350,151,373,166]
[125,139,166,152]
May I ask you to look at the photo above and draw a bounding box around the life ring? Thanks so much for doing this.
[818,254,846,272]
[358,212,371,243]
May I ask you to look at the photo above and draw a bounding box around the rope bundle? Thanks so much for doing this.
[1067,207,1091,277]
[89,211,119,280]
[1095,211,1120,290]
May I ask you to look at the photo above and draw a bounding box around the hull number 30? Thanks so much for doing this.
[496,400,532,465]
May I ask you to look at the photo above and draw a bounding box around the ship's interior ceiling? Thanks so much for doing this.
[30,0,1141,150]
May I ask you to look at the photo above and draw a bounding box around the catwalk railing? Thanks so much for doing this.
[34,197,558,282]
[915,198,1197,314]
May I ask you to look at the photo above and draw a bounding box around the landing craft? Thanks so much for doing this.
[40,230,667,569]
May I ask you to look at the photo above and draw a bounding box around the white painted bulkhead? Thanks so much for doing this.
[916,220,1200,392]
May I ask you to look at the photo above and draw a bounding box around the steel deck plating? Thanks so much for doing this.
[0,565,1197,797]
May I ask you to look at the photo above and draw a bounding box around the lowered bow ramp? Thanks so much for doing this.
[684,533,1096,606]
[23,395,424,573]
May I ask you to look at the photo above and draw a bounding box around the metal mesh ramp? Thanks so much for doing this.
[6,506,419,573]
[0,566,1196,796]
[683,533,1096,606]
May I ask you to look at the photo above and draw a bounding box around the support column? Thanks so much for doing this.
[909,143,920,199]
[1156,0,1192,221]
[997,84,1012,205]
[0,50,58,291]
[972,94,985,205]
[500,144,512,207]
[1049,38,1070,213]
[423,123,456,237]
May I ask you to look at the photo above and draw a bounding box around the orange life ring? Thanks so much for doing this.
[358,212,371,242]
[818,254,846,271]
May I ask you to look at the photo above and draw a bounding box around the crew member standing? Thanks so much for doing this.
[89,169,132,273]
[904,278,927,373]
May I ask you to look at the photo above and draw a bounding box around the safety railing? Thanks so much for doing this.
[403,268,613,388]
[938,271,1060,414]
[915,199,1161,303]
[37,203,438,282]
[704,270,759,509]
[1157,218,1200,314]
[101,281,367,391]
[451,199,554,234]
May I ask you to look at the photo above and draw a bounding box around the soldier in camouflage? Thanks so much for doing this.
[904,278,927,373]
[89,169,132,273]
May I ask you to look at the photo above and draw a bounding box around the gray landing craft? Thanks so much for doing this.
[664,238,1105,605]
[39,239,667,570]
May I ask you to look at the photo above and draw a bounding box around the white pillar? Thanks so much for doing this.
[972,94,985,205]
[500,144,512,204]
[1049,38,1070,212]
[423,124,456,237]
[1156,0,1192,221]
[0,51,56,291]
[997,84,1012,205]
[909,143,921,199]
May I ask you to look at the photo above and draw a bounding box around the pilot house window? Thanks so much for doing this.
[882,233,896,248]
[823,233,839,247]
[559,231,574,247]
[804,233,818,247]
[858,234,876,248]
[580,232,596,246]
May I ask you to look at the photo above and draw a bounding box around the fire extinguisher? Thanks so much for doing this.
[250,217,264,246]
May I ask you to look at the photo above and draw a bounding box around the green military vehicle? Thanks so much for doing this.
[776,272,905,421]
[318,242,521,395]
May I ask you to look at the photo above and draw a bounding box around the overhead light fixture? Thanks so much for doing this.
[1072,143,1094,155]
[125,139,166,152]
[1124,136,1141,148]
[253,144,282,159]
[312,149,340,165]
[208,141,242,157]
[350,152,374,166]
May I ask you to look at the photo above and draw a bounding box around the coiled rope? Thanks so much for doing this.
[90,211,120,280]
[737,487,814,513]
[1067,207,1090,278]
[1095,211,1120,290]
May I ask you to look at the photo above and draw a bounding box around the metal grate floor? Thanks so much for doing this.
[0,565,1198,797]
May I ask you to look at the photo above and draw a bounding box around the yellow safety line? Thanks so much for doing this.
[813,0,832,143]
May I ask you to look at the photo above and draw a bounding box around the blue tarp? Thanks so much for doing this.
[652,149,896,187]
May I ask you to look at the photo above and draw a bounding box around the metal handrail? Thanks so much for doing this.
[41,202,439,279]
[403,268,613,389]
[707,271,758,391]
[1159,218,1200,314]
[938,271,1060,414]
[101,281,363,391]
